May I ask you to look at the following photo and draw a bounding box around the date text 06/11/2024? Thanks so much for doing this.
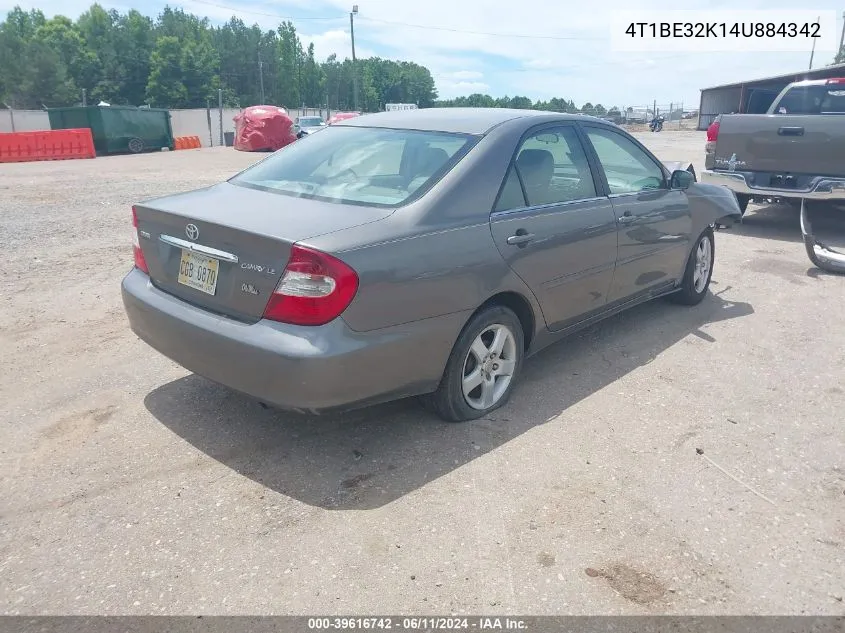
[624,21,821,39]
[306,617,528,630]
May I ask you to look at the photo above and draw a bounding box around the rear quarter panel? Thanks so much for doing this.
[307,124,547,336]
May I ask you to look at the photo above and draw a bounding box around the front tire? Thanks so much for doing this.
[422,305,525,422]
[669,226,715,306]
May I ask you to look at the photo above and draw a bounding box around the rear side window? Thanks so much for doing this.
[230,126,477,207]
[774,86,845,114]
[494,125,596,212]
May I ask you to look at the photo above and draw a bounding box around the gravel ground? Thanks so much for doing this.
[1,133,843,616]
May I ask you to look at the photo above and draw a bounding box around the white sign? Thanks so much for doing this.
[385,103,418,111]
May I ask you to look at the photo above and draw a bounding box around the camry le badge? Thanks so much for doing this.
[186,223,199,240]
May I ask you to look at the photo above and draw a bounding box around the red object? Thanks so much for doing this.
[263,244,359,326]
[706,119,720,142]
[825,78,845,85]
[233,105,296,152]
[327,112,361,125]
[175,135,201,150]
[0,128,95,163]
[131,206,149,274]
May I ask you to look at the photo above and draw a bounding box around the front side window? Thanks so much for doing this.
[583,127,665,195]
[230,126,476,207]
[494,125,596,212]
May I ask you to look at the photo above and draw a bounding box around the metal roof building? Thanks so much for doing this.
[697,62,845,130]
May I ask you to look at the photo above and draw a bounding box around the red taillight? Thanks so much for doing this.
[826,78,845,85]
[131,206,149,274]
[262,244,359,326]
[706,120,720,142]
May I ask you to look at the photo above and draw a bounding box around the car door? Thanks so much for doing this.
[489,123,619,332]
[579,123,692,304]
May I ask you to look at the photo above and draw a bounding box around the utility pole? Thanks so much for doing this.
[839,11,845,59]
[258,51,265,103]
[82,88,87,107]
[218,88,224,146]
[809,15,820,69]
[350,5,359,112]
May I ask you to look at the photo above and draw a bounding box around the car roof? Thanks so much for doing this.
[335,107,592,135]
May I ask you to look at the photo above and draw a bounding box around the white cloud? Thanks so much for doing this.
[437,80,490,98]
[449,70,484,80]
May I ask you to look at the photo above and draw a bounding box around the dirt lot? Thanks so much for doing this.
[1,132,843,615]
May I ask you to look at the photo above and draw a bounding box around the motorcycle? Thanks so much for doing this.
[649,116,664,132]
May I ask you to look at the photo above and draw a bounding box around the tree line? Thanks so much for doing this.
[0,4,438,111]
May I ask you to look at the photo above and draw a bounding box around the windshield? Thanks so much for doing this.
[774,85,845,114]
[299,117,324,126]
[230,126,477,207]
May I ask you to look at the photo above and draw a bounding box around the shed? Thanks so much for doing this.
[697,62,845,130]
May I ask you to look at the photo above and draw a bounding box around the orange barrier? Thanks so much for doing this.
[0,128,96,163]
[174,135,202,150]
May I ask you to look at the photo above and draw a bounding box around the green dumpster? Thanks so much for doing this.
[47,105,175,155]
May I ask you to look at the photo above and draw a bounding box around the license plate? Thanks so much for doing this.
[177,249,219,295]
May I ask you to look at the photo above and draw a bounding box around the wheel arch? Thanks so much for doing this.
[474,291,537,352]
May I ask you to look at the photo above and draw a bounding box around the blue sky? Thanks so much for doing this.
[3,0,845,109]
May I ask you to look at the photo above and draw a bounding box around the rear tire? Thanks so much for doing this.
[669,227,715,306]
[422,305,525,423]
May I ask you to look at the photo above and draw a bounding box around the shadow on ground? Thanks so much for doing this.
[733,202,845,249]
[144,288,753,511]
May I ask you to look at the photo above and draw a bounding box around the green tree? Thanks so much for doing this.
[0,7,47,105]
[145,35,186,107]
[19,38,77,107]
[116,10,155,104]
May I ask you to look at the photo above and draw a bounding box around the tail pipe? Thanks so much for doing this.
[799,198,845,274]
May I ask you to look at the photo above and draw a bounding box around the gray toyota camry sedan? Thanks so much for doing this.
[122,108,742,422]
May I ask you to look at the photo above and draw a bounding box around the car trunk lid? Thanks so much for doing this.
[714,114,845,177]
[134,182,392,323]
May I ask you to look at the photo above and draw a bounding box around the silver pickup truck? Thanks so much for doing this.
[701,77,845,272]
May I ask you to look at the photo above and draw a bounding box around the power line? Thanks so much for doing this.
[355,15,602,40]
[178,0,346,21]
[180,0,600,41]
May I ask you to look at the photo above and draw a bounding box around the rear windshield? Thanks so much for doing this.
[229,126,477,207]
[299,117,323,126]
[774,85,845,114]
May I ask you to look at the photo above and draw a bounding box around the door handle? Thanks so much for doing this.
[506,232,535,246]
[778,126,804,136]
[617,211,635,223]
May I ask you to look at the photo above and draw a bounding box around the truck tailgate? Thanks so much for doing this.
[715,114,845,176]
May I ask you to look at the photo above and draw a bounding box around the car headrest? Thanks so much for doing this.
[516,149,554,188]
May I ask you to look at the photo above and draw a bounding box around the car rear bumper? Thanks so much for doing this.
[701,170,845,201]
[121,268,466,413]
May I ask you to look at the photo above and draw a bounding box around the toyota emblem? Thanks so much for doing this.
[185,223,199,240]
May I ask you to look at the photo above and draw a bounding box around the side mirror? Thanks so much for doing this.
[670,169,694,190]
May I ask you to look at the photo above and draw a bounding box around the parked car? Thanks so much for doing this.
[122,108,742,422]
[327,111,361,125]
[233,105,296,152]
[294,115,326,139]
